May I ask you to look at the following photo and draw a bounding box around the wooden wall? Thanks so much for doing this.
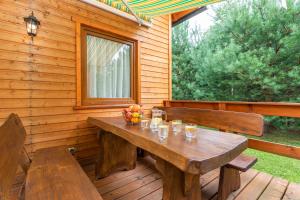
[0,0,171,162]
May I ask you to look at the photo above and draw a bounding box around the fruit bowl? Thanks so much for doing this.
[122,105,144,125]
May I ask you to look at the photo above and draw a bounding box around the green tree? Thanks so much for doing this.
[173,0,300,102]
[172,22,195,99]
[172,0,300,129]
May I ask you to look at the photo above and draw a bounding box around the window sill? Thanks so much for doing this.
[73,104,133,110]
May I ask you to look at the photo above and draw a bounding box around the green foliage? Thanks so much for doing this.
[172,0,300,129]
[172,0,300,102]
[172,22,195,99]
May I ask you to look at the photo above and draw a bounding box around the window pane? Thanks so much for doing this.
[86,34,131,98]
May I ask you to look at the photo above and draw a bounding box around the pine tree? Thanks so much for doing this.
[172,0,300,128]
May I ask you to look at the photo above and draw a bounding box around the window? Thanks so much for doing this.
[80,26,139,108]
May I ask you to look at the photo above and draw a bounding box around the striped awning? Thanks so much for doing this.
[97,0,220,23]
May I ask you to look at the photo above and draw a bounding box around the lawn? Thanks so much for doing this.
[244,149,300,183]
[243,130,300,183]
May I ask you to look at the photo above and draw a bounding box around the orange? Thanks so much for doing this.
[131,117,140,123]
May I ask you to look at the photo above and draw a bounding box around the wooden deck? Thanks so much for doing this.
[10,156,300,200]
[83,157,300,200]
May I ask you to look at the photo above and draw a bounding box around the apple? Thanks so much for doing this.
[131,104,141,112]
[125,112,132,118]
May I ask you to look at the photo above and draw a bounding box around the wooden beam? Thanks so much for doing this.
[249,139,300,160]
[168,14,172,100]
[171,7,207,26]
[172,8,198,23]
[164,100,300,118]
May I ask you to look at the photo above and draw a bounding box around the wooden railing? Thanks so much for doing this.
[163,100,300,160]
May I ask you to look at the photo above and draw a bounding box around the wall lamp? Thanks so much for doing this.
[24,12,40,37]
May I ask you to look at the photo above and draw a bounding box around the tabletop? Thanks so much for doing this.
[88,116,248,174]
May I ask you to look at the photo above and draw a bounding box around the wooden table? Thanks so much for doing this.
[88,117,248,200]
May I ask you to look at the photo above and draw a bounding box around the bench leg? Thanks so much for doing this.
[217,166,240,200]
[155,157,201,200]
[96,130,137,179]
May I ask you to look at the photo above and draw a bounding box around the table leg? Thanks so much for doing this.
[155,157,202,200]
[95,130,137,179]
[217,166,240,200]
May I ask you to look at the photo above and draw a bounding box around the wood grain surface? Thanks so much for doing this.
[25,147,103,200]
[0,113,26,200]
[158,107,264,136]
[95,130,137,179]
[0,0,171,162]
[88,116,248,175]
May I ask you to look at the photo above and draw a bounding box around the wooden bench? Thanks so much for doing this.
[0,113,26,200]
[25,147,103,200]
[158,107,264,200]
[0,114,103,200]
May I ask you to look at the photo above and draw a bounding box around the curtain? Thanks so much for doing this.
[87,35,131,98]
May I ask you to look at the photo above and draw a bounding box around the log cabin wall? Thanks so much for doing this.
[0,0,171,163]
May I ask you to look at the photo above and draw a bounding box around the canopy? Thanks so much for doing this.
[83,0,220,26]
[98,0,220,22]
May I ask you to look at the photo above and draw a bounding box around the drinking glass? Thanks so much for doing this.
[185,124,198,140]
[150,117,162,133]
[158,124,169,142]
[171,120,182,133]
[140,119,150,129]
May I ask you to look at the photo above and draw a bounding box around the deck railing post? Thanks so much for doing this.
[218,103,226,111]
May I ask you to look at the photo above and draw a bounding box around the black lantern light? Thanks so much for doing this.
[24,12,40,37]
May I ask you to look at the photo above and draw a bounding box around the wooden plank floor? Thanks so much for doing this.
[9,156,300,200]
[82,157,300,200]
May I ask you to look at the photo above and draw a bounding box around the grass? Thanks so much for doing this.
[244,148,300,183]
[202,126,300,182]
[243,130,300,183]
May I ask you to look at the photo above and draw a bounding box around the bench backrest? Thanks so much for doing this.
[158,107,264,136]
[0,114,26,200]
